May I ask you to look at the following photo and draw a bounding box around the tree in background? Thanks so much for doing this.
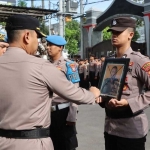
[102,27,112,40]
[40,22,49,35]
[17,0,27,7]
[65,20,80,55]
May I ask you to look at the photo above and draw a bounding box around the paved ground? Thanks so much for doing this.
[76,105,150,150]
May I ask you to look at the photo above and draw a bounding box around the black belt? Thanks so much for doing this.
[105,107,143,119]
[0,127,50,139]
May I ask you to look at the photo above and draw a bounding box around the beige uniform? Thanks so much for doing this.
[89,60,97,74]
[104,48,150,138]
[84,63,89,77]
[51,56,78,122]
[0,47,95,150]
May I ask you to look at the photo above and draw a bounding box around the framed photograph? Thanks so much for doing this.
[99,58,130,101]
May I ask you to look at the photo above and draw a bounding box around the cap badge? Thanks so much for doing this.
[0,34,5,41]
[112,20,117,26]
[36,27,40,31]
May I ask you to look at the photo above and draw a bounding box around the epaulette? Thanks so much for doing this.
[131,51,145,59]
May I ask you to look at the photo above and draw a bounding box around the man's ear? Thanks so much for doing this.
[60,46,63,51]
[23,31,30,44]
[129,32,134,40]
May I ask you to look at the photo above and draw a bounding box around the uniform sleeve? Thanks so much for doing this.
[66,79,79,122]
[127,57,150,113]
[66,103,78,122]
[41,62,95,105]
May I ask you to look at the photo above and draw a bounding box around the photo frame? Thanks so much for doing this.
[99,58,130,101]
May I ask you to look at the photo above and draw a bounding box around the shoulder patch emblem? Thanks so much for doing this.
[69,63,76,72]
[123,85,128,91]
[0,34,5,41]
[129,62,134,66]
[142,62,150,72]
[56,66,62,70]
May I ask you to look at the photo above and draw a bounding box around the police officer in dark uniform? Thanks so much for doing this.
[99,17,150,150]
[46,35,80,150]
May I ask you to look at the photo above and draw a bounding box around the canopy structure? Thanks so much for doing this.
[0,4,58,22]
[94,0,144,31]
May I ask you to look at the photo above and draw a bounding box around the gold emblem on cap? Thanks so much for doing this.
[112,20,117,26]
[0,34,5,41]
[36,27,40,31]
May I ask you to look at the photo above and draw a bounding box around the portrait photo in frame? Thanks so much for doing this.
[99,58,130,101]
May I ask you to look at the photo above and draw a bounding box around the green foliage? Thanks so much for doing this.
[65,20,80,55]
[132,30,140,42]
[40,22,49,35]
[17,0,27,7]
[0,22,6,26]
[102,27,111,40]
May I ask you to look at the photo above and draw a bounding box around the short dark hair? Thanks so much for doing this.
[90,54,95,58]
[111,66,117,71]
[7,30,22,43]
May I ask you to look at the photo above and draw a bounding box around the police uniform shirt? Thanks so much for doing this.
[51,56,79,122]
[84,63,89,76]
[0,47,95,150]
[89,60,96,72]
[78,64,84,74]
[105,47,150,138]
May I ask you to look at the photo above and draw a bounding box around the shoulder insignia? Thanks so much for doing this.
[129,62,134,66]
[56,66,62,70]
[0,34,5,41]
[123,84,128,91]
[69,63,77,72]
[142,62,150,72]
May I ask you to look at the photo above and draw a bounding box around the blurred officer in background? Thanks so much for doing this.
[100,17,150,150]
[0,31,9,56]
[0,14,101,150]
[46,35,80,150]
[84,58,89,89]
[89,54,97,86]
[78,59,86,88]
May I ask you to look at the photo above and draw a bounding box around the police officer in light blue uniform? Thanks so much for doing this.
[46,35,80,150]
[0,31,9,56]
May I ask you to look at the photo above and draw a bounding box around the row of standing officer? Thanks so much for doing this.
[78,55,105,89]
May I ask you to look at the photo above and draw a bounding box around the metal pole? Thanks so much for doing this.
[80,0,84,58]
[59,0,63,36]
[31,0,34,7]
[42,0,44,9]
[63,0,65,37]
[49,0,51,35]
